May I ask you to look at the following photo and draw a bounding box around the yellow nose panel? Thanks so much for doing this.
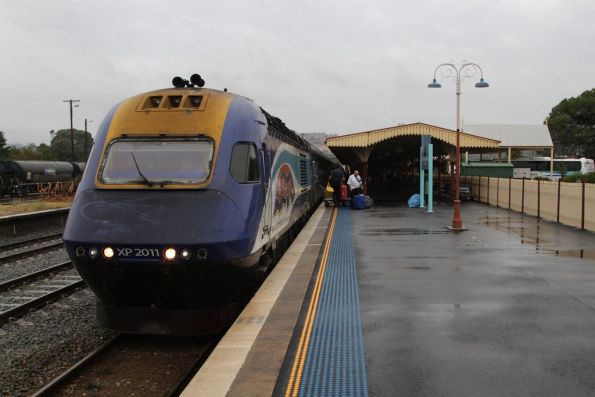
[95,88,233,189]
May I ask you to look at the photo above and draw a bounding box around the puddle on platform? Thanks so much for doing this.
[401,256,456,259]
[481,218,552,246]
[362,228,450,236]
[402,266,431,270]
[367,213,409,218]
[480,217,595,260]
[548,249,595,260]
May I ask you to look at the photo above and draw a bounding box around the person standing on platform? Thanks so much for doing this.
[348,170,363,197]
[328,165,346,207]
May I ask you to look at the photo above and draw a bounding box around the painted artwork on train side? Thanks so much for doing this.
[275,163,295,216]
[251,142,308,254]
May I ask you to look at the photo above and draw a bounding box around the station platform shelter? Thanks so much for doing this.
[182,200,595,397]
[324,123,500,201]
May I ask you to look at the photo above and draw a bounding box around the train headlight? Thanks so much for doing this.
[103,247,115,259]
[181,249,191,260]
[164,248,176,260]
[75,247,86,257]
[197,248,208,260]
[89,247,98,259]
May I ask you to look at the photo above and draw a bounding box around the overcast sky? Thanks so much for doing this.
[1,0,594,145]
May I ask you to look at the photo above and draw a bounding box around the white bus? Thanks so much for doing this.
[512,157,594,179]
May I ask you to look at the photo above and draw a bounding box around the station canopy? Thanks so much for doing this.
[463,124,553,149]
[326,122,500,164]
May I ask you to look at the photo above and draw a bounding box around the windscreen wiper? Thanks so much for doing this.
[130,152,152,186]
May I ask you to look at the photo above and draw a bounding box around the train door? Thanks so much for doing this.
[312,159,318,202]
[261,144,273,239]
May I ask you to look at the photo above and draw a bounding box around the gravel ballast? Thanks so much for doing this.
[0,289,116,396]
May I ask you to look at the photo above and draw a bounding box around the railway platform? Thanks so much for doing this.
[182,200,595,396]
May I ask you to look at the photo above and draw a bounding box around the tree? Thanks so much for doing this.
[37,143,53,160]
[0,131,9,159]
[49,129,94,161]
[547,89,595,160]
[9,143,47,160]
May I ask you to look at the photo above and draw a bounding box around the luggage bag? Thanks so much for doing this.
[340,184,348,201]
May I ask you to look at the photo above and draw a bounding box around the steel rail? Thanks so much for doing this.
[0,241,64,264]
[0,278,85,325]
[29,334,123,397]
[32,330,223,397]
[0,232,63,252]
[166,330,226,397]
[0,260,73,293]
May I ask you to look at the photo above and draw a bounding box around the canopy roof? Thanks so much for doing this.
[326,122,500,149]
[463,124,553,148]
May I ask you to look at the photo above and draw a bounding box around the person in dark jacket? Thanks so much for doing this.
[328,166,346,206]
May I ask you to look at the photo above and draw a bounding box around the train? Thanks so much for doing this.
[62,75,336,335]
[0,160,86,197]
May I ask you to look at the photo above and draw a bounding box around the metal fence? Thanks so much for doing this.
[460,176,595,232]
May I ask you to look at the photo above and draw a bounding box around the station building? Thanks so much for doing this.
[325,122,554,200]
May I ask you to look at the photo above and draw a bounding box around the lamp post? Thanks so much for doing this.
[63,99,80,161]
[84,119,93,160]
[428,62,489,231]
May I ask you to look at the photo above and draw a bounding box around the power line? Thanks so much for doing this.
[0,95,62,102]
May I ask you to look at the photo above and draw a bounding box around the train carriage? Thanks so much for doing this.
[0,160,79,196]
[62,75,334,334]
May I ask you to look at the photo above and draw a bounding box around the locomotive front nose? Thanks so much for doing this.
[64,188,252,261]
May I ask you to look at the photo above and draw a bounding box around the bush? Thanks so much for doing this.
[561,173,595,183]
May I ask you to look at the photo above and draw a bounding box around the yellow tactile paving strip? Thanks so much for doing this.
[284,208,337,397]
[181,205,327,397]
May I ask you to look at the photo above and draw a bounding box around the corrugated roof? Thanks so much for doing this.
[326,122,500,149]
[463,124,553,148]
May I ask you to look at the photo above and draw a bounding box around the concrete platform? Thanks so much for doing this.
[183,201,595,396]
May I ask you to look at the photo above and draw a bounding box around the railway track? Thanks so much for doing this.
[0,195,44,205]
[0,237,64,264]
[0,265,84,325]
[31,332,224,397]
[0,260,73,292]
[0,232,63,252]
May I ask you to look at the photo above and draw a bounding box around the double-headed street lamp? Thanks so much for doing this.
[84,118,93,160]
[428,62,489,231]
[63,99,80,161]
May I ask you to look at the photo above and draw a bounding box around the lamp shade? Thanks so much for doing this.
[475,78,489,88]
[427,78,441,88]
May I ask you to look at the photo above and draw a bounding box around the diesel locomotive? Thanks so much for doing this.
[63,75,335,334]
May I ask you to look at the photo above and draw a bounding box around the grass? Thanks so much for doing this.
[0,198,72,217]
[561,172,595,183]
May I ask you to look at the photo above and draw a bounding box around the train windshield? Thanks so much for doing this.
[100,139,213,185]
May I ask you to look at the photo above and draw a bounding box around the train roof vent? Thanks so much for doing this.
[185,95,203,108]
[143,96,163,109]
[137,93,208,112]
[164,95,183,108]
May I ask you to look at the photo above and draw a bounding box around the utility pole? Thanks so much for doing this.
[63,99,80,161]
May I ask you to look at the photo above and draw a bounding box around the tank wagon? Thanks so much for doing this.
[0,160,84,197]
[62,75,335,334]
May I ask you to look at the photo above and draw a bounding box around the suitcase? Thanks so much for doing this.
[352,194,365,209]
[364,195,374,208]
[340,184,348,201]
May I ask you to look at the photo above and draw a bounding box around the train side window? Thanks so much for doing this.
[230,143,260,183]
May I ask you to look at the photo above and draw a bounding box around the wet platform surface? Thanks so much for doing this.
[355,201,595,396]
[183,201,595,396]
